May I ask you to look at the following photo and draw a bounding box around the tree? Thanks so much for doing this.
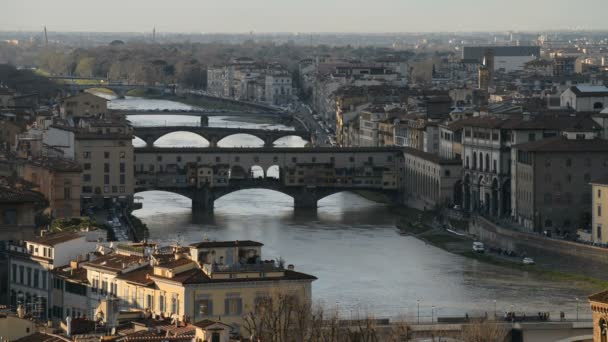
[459,320,508,342]
[75,57,96,78]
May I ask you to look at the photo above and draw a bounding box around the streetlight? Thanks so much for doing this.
[576,297,580,321]
[431,305,435,324]
[417,300,420,324]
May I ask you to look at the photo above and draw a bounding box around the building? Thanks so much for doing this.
[462,46,540,72]
[0,314,38,341]
[438,120,466,160]
[402,147,462,210]
[8,231,104,321]
[59,93,108,119]
[591,179,608,244]
[43,119,134,208]
[19,158,82,218]
[588,290,608,342]
[561,85,608,112]
[0,184,45,305]
[264,73,293,106]
[512,137,608,234]
[553,56,577,77]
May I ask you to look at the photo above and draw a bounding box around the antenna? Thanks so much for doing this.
[44,26,48,46]
[152,27,156,42]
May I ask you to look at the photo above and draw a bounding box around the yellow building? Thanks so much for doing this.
[0,314,38,341]
[60,92,108,119]
[589,290,608,342]
[591,179,608,244]
[93,240,317,337]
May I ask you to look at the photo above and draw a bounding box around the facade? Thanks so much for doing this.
[462,46,541,72]
[402,147,462,210]
[561,86,608,112]
[588,290,608,342]
[438,121,465,160]
[591,179,608,244]
[8,231,102,321]
[59,93,108,119]
[512,137,608,233]
[19,158,82,218]
[264,74,293,106]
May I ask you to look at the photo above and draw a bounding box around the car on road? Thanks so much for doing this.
[472,242,485,253]
[522,257,535,265]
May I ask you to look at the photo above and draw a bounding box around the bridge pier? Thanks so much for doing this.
[191,187,215,223]
[200,116,209,127]
[293,188,319,209]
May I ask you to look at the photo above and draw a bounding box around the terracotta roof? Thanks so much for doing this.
[123,330,193,342]
[189,240,264,248]
[52,265,89,284]
[192,319,231,329]
[402,147,461,165]
[590,177,608,186]
[116,265,155,286]
[589,289,608,303]
[514,137,608,153]
[13,333,67,342]
[28,231,82,247]
[157,257,195,269]
[83,253,146,273]
[0,185,44,204]
[152,268,317,285]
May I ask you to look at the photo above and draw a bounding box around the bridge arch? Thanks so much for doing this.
[216,133,265,148]
[151,131,210,148]
[249,165,265,179]
[266,165,281,179]
[272,134,310,147]
[229,165,247,180]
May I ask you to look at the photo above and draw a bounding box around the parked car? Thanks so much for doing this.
[472,242,485,253]
[522,257,535,265]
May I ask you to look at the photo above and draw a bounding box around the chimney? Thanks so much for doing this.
[174,253,182,261]
[70,260,79,270]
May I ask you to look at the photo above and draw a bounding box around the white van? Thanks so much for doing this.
[472,242,485,253]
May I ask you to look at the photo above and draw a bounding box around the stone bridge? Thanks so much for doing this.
[133,146,404,220]
[67,83,173,97]
[132,126,312,147]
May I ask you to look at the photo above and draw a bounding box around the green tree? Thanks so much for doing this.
[75,57,96,78]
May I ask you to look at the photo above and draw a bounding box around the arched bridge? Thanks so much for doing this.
[66,83,173,97]
[133,146,404,220]
[132,126,312,147]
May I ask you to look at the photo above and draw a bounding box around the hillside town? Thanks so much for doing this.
[3,24,608,341]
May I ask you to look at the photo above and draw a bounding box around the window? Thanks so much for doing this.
[599,205,602,217]
[11,264,16,283]
[171,296,178,314]
[3,209,17,224]
[215,156,221,162]
[566,174,572,183]
[33,270,39,288]
[159,294,166,312]
[176,156,182,162]
[157,156,163,162]
[528,133,536,142]
[83,174,91,182]
[598,225,603,240]
[19,265,24,284]
[599,189,602,198]
[196,299,212,316]
[566,158,572,167]
[120,163,125,173]
[26,267,31,286]
[120,174,125,185]
[104,175,110,185]
[84,163,91,170]
[544,193,552,204]
[82,186,92,193]
[584,174,591,182]
[225,297,242,315]
[83,152,91,159]
[112,186,117,193]
[104,163,110,173]
[64,187,71,200]
[104,152,110,159]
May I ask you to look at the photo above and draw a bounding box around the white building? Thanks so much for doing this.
[560,85,608,112]
[8,231,103,320]
[264,74,293,106]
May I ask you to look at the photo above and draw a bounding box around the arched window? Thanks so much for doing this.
[485,154,490,172]
[594,102,604,110]
[472,152,477,170]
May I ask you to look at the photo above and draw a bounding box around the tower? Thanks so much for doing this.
[43,26,48,46]
[152,27,156,42]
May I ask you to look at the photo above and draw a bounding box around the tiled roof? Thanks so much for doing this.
[52,265,89,283]
[0,185,44,204]
[28,231,82,247]
[157,257,195,269]
[148,266,316,285]
[514,137,608,153]
[116,265,154,286]
[189,240,264,248]
[83,253,146,272]
[13,333,68,342]
[589,289,608,303]
[192,319,231,329]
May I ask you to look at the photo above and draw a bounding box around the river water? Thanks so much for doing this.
[109,96,593,320]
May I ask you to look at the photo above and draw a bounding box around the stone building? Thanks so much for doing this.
[561,85,608,112]
[591,178,608,244]
[402,147,462,210]
[59,92,108,119]
[512,137,608,233]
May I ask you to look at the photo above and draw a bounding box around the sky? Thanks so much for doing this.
[2,0,608,33]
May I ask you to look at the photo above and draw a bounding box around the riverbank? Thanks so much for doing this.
[395,207,608,291]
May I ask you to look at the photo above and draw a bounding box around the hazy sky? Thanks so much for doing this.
[2,0,608,33]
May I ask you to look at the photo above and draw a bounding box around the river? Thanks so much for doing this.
[108,95,593,320]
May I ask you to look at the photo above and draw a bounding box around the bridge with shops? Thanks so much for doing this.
[132,125,312,148]
[133,147,404,220]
